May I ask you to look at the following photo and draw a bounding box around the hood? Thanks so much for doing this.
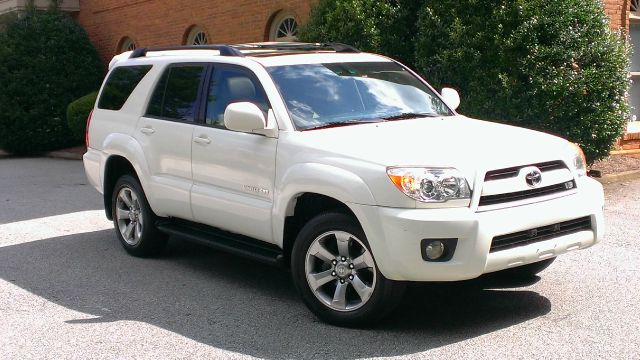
[291,116,572,182]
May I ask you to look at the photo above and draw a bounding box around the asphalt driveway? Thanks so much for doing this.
[0,158,638,359]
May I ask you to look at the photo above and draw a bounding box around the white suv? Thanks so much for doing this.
[84,43,605,326]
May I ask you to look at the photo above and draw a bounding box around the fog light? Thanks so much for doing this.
[420,238,458,262]
[425,241,445,260]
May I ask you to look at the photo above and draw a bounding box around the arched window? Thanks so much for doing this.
[269,12,299,42]
[119,37,137,53]
[632,0,639,12]
[185,26,209,45]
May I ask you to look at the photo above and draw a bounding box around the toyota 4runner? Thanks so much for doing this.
[83,43,605,327]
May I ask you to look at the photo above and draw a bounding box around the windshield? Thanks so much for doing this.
[267,62,453,130]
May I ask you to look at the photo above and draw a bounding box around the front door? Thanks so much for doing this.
[190,64,277,243]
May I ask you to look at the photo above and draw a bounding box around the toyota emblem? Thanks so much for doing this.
[524,167,543,188]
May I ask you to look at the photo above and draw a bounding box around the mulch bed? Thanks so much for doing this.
[590,154,640,175]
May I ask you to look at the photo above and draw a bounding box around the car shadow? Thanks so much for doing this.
[0,230,551,359]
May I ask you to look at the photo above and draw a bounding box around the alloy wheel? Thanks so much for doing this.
[304,231,377,312]
[115,187,143,246]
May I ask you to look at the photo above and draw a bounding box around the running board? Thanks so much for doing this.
[156,219,285,267]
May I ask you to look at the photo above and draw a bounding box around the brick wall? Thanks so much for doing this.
[76,0,314,64]
[603,0,629,31]
[77,0,630,65]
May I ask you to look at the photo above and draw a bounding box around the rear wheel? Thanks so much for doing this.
[291,212,405,327]
[112,175,167,257]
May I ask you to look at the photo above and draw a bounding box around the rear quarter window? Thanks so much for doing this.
[98,65,153,110]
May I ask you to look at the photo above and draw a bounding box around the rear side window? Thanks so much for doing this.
[146,64,207,122]
[98,65,152,110]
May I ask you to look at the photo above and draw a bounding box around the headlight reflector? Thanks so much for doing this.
[570,143,587,177]
[387,167,471,203]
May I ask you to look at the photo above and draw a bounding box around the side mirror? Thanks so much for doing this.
[224,102,267,134]
[441,88,460,111]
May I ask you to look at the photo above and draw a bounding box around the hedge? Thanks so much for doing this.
[0,9,102,154]
[67,92,98,144]
[300,0,630,163]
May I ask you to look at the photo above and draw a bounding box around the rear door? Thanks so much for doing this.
[190,64,278,243]
[135,63,208,219]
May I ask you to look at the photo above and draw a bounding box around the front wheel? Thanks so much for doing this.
[291,212,405,327]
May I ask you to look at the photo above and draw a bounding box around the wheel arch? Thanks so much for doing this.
[281,192,364,267]
[273,163,377,264]
[101,134,154,220]
[103,155,139,220]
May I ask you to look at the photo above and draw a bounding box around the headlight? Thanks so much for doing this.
[570,143,587,177]
[387,167,471,203]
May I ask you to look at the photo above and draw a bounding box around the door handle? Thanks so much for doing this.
[193,136,211,145]
[140,127,155,135]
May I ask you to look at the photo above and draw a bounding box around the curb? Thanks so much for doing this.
[44,150,84,160]
[610,149,640,156]
[595,170,640,184]
[1,147,85,160]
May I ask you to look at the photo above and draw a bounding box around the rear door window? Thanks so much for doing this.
[146,64,207,122]
[98,65,152,110]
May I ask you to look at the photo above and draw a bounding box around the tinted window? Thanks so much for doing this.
[98,65,152,110]
[146,65,206,122]
[205,67,268,127]
[267,62,452,130]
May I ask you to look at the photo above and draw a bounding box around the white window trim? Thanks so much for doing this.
[269,12,299,42]
[186,26,209,45]
[119,37,137,53]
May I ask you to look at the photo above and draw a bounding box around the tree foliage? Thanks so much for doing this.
[299,0,423,67]
[0,9,102,154]
[300,0,630,163]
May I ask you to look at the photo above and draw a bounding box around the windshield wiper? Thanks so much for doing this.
[382,112,440,121]
[303,119,384,131]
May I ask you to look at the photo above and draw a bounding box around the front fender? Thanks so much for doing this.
[272,163,377,248]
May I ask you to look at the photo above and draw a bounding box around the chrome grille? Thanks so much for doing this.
[484,160,567,182]
[479,181,576,207]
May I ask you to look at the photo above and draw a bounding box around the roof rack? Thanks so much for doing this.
[129,45,244,59]
[233,42,360,53]
[127,42,360,59]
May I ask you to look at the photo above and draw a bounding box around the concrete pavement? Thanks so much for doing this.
[0,158,638,359]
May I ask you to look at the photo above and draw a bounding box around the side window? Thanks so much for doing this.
[205,67,269,127]
[146,64,207,122]
[98,65,152,110]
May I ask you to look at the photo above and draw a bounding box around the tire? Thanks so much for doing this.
[498,257,556,279]
[291,212,405,327]
[111,174,167,257]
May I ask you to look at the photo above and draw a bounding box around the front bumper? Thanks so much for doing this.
[349,176,605,282]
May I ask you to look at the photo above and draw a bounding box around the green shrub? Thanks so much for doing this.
[299,0,423,67]
[0,9,102,154]
[301,0,629,163]
[67,92,98,144]
[415,0,629,163]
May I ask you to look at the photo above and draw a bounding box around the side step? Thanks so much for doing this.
[156,219,285,267]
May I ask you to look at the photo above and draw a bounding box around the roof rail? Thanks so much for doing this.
[129,45,244,59]
[233,42,360,53]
